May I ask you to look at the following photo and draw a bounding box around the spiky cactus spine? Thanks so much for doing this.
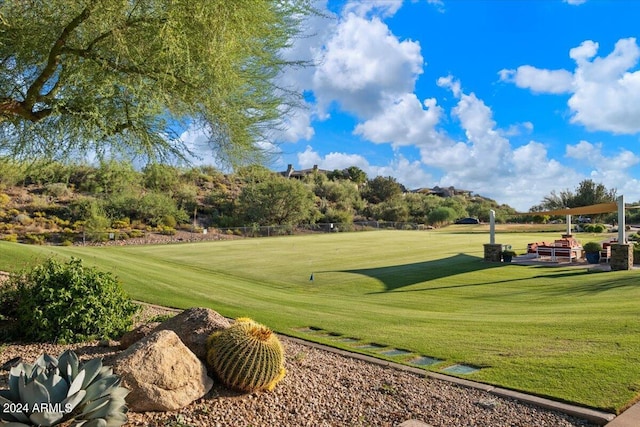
[206,318,286,392]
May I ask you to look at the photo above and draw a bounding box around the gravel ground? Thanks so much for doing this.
[0,305,598,427]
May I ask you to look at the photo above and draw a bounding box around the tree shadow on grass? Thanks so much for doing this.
[328,253,503,293]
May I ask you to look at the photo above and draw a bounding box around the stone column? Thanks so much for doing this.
[484,243,503,262]
[611,244,634,271]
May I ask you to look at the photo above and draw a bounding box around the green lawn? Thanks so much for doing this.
[1,230,638,413]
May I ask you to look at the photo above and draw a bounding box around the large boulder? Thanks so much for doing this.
[113,330,213,412]
[153,307,230,359]
[119,322,161,350]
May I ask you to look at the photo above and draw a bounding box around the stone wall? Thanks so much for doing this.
[484,243,503,262]
[611,244,634,271]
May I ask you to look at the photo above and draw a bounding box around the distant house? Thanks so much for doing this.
[279,164,330,179]
[411,185,472,198]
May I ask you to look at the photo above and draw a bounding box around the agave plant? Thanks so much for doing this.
[0,350,129,427]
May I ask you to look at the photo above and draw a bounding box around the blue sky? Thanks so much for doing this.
[187,0,640,211]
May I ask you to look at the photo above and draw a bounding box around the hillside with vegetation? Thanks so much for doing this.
[0,159,520,245]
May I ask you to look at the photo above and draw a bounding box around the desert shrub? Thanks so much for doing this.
[583,223,606,233]
[7,257,139,343]
[13,213,32,225]
[0,277,19,320]
[0,193,9,206]
[128,229,145,238]
[112,218,131,229]
[160,214,177,228]
[148,313,175,323]
[1,234,17,243]
[52,216,70,227]
[23,232,46,244]
[159,225,176,235]
[44,182,72,198]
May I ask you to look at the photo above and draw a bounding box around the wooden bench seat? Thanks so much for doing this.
[536,245,580,262]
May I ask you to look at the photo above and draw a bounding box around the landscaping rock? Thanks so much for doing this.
[153,307,230,359]
[118,322,161,350]
[112,330,213,412]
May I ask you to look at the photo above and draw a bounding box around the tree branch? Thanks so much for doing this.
[0,97,51,121]
[24,2,97,111]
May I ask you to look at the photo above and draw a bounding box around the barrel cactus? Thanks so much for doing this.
[206,318,286,393]
[0,350,129,426]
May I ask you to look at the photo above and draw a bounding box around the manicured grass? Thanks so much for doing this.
[0,230,638,413]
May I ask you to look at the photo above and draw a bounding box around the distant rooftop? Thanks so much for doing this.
[279,164,330,179]
[411,186,472,198]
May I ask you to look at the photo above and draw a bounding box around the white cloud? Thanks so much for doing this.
[503,121,534,137]
[353,94,443,147]
[503,141,582,211]
[569,40,599,62]
[565,140,640,202]
[498,66,573,94]
[424,79,513,187]
[343,0,404,18]
[436,75,461,97]
[280,3,640,211]
[312,12,424,118]
[503,37,640,134]
[566,140,640,169]
[423,78,583,211]
[274,102,316,143]
[563,0,587,5]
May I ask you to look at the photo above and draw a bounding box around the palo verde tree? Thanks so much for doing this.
[0,0,312,163]
[238,173,317,226]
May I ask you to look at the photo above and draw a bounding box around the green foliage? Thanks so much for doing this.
[369,197,410,222]
[0,1,314,163]
[158,226,176,236]
[83,202,111,242]
[44,183,72,198]
[0,158,27,186]
[238,175,316,225]
[148,313,175,323]
[427,206,457,226]
[206,318,286,393]
[79,160,142,195]
[0,350,129,426]
[0,158,525,234]
[23,233,46,245]
[536,179,617,223]
[142,164,181,193]
[362,176,404,204]
[583,241,602,253]
[345,166,368,185]
[320,207,353,224]
[2,233,17,242]
[6,257,139,343]
[582,223,606,233]
[137,192,189,226]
